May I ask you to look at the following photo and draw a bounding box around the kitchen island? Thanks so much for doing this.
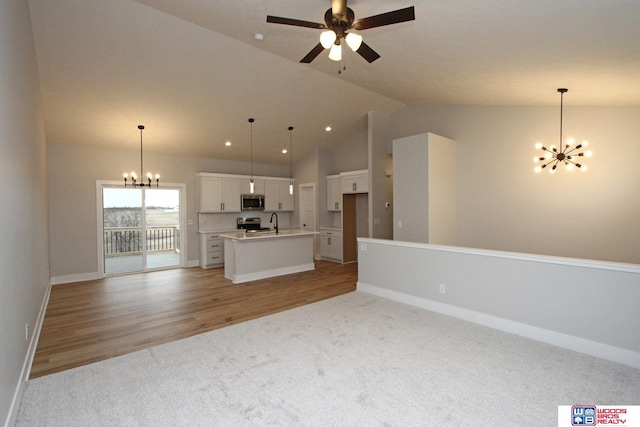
[220,229,318,284]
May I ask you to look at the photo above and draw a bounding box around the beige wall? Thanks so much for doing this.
[48,143,289,278]
[368,112,394,240]
[333,114,369,173]
[0,0,50,424]
[390,105,640,264]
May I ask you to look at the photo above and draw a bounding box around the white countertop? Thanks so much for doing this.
[198,229,235,234]
[219,229,318,241]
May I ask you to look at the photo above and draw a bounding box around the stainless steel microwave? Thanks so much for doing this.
[241,194,265,211]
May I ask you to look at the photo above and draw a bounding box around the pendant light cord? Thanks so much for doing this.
[557,88,567,153]
[139,125,144,181]
[288,126,293,178]
[249,118,254,179]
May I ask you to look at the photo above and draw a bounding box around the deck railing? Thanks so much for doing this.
[104,226,180,255]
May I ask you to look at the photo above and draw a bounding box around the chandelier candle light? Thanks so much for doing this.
[123,125,160,187]
[534,88,592,173]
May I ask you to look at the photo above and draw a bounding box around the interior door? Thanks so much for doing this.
[300,184,316,230]
[299,184,317,258]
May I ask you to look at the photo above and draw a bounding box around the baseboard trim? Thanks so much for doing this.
[5,281,52,427]
[52,261,200,284]
[229,263,315,284]
[51,272,99,285]
[357,281,640,370]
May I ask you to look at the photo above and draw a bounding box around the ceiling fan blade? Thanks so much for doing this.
[266,15,326,30]
[300,43,325,63]
[331,0,347,19]
[352,6,415,30]
[356,41,381,63]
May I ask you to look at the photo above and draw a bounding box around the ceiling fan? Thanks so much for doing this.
[266,0,415,64]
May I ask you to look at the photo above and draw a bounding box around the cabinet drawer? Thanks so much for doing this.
[205,234,221,242]
[207,241,223,252]
[320,229,342,238]
[205,253,224,265]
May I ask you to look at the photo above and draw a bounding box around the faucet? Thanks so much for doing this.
[269,212,279,234]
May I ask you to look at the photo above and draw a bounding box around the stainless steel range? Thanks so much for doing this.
[237,217,270,233]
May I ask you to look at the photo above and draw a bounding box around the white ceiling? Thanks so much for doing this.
[28,0,640,166]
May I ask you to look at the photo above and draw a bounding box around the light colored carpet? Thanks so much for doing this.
[16,291,640,426]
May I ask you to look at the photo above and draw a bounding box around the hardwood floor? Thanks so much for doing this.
[30,261,357,379]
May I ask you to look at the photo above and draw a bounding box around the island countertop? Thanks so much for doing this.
[221,229,317,284]
[219,229,318,241]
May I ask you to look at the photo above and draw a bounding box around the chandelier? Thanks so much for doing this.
[123,125,160,187]
[534,88,592,173]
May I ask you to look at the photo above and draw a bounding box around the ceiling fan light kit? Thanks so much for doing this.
[266,0,415,66]
[328,43,342,61]
[320,30,337,49]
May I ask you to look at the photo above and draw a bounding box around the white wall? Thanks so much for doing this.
[390,105,640,264]
[48,143,289,279]
[357,238,640,368]
[0,0,50,424]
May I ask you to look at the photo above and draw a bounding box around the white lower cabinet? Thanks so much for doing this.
[199,233,224,268]
[319,228,342,262]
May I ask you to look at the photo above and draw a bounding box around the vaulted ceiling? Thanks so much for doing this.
[28,0,640,165]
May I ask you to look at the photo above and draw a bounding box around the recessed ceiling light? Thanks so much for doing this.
[282,149,288,154]
[254,33,264,41]
[225,141,231,146]
[325,126,332,132]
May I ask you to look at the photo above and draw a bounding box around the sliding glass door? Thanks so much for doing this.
[101,186,182,275]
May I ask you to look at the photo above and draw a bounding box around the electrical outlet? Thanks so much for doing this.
[439,284,446,294]
[25,323,29,341]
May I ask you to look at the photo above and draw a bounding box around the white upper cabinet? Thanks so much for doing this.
[326,175,341,211]
[341,170,368,194]
[265,180,294,211]
[199,175,241,212]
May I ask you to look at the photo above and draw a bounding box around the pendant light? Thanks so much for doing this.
[534,88,592,173]
[288,126,294,195]
[123,125,160,187]
[248,118,255,193]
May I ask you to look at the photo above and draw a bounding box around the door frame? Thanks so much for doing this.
[96,180,187,277]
